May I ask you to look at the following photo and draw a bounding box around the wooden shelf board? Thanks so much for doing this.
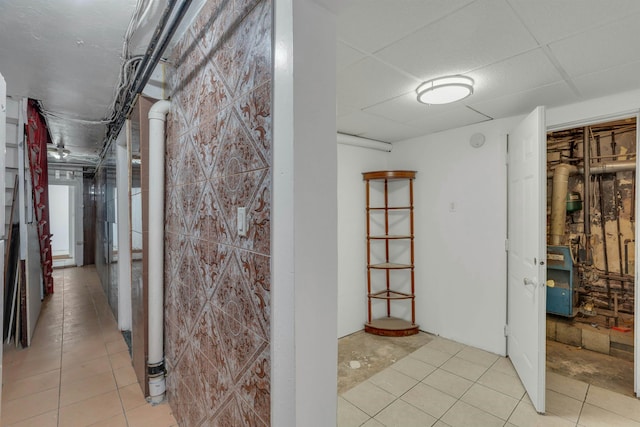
[369,263,413,269]
[368,206,412,211]
[365,317,419,337]
[363,170,417,180]
[368,235,413,240]
[369,290,413,300]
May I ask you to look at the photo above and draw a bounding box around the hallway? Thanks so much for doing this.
[1,266,178,427]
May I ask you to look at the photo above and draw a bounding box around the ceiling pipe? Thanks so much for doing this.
[337,132,392,152]
[97,0,193,168]
[547,160,636,178]
[147,99,171,404]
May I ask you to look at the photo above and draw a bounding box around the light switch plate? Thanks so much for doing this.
[237,207,247,236]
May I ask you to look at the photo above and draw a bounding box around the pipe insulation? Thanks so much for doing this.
[337,133,392,152]
[550,164,577,246]
[148,99,171,403]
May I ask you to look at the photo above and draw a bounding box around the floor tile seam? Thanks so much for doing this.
[394,386,449,423]
[463,377,523,403]
[419,368,473,400]
[546,384,588,403]
[344,380,403,418]
[438,363,488,382]
[114,375,134,427]
[59,367,119,391]
[2,364,62,383]
[580,392,640,424]
[457,374,517,423]
[405,353,448,368]
[60,350,112,369]
[475,378,525,400]
[1,407,58,427]
[57,274,66,425]
[1,380,61,404]
[574,393,588,427]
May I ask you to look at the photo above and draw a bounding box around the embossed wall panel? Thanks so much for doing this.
[164,1,272,425]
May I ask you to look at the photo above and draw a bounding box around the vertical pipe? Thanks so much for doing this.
[147,99,170,403]
[116,129,132,331]
[584,127,591,263]
[612,131,625,292]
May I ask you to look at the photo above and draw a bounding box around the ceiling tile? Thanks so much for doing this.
[337,57,419,109]
[337,103,359,119]
[376,0,538,81]
[571,60,640,100]
[363,91,461,124]
[507,0,640,45]
[467,48,564,103]
[337,110,425,142]
[548,13,640,77]
[337,0,474,53]
[468,82,578,119]
[404,106,491,136]
[337,41,366,73]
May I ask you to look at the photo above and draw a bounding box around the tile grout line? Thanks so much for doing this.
[56,269,65,427]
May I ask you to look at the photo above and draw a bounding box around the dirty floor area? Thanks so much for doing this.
[337,330,433,394]
[547,339,634,396]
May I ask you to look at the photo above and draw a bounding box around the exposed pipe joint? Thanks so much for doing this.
[147,99,170,403]
[337,132,392,152]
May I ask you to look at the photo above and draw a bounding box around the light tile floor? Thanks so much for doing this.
[339,336,640,427]
[1,266,178,427]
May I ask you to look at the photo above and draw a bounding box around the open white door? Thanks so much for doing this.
[0,72,6,415]
[507,106,546,413]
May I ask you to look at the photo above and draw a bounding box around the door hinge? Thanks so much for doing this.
[505,239,509,252]
[504,325,509,337]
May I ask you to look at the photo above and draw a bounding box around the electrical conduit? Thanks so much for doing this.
[148,99,170,403]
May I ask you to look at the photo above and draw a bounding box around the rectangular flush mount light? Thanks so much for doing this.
[416,75,474,105]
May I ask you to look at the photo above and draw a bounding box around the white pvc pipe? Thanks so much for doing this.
[337,132,392,152]
[116,128,132,331]
[147,99,170,403]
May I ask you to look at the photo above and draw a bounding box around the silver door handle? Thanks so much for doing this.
[524,277,537,287]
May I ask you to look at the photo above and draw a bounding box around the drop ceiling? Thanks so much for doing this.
[1,0,640,167]
[337,0,640,142]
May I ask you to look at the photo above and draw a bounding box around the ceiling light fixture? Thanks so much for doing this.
[47,146,70,160]
[416,75,474,105]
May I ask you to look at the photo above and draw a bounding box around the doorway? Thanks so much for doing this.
[545,117,637,396]
[49,183,76,267]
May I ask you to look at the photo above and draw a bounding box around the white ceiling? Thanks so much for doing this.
[1,0,640,166]
[337,0,640,142]
[0,0,139,164]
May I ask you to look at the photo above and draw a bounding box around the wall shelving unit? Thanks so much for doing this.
[363,170,418,336]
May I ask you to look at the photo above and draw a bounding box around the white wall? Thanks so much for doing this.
[272,0,339,426]
[380,89,640,356]
[337,144,388,337]
[389,117,517,355]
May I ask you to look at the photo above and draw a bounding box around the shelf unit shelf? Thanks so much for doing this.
[363,170,418,337]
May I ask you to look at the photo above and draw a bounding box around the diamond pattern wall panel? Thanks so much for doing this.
[164,0,272,425]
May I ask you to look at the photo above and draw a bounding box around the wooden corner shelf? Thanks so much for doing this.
[363,170,418,337]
